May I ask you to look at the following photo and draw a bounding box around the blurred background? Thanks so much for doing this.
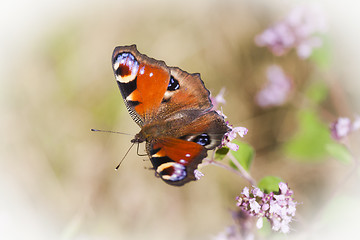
[1,0,360,239]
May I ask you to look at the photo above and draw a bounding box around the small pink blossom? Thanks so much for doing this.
[255,65,292,107]
[227,126,248,141]
[194,169,204,180]
[242,186,250,197]
[210,88,248,152]
[236,182,297,234]
[216,108,228,120]
[256,218,263,229]
[279,182,289,193]
[210,88,227,119]
[262,203,269,211]
[330,117,360,140]
[211,88,226,110]
[221,125,249,151]
[255,4,327,59]
[234,127,248,138]
[252,187,264,198]
[249,199,261,214]
[225,142,239,152]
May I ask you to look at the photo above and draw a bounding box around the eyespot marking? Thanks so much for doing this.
[167,76,180,91]
[156,162,186,181]
[193,133,211,146]
[113,52,139,83]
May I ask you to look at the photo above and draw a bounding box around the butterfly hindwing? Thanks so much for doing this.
[147,137,207,186]
[147,111,229,186]
[177,111,229,150]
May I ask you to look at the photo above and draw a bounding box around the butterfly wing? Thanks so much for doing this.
[156,67,212,118]
[112,45,230,186]
[147,137,207,186]
[112,45,213,126]
[148,111,229,186]
[112,45,170,126]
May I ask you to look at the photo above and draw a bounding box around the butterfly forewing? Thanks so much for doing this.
[112,45,170,126]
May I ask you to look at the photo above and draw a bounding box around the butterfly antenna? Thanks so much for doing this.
[91,128,133,136]
[115,141,136,170]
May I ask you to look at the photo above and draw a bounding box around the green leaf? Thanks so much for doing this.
[306,82,328,104]
[215,147,229,160]
[284,110,333,161]
[325,142,352,164]
[257,176,283,193]
[229,140,254,172]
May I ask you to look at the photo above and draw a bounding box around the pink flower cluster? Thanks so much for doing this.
[255,4,327,59]
[330,117,360,140]
[236,182,297,233]
[255,65,292,108]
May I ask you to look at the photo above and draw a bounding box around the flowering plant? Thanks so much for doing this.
[236,183,297,234]
[201,4,360,239]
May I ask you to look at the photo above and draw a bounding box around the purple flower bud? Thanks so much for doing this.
[330,117,360,140]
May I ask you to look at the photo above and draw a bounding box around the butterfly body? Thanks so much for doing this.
[112,45,229,186]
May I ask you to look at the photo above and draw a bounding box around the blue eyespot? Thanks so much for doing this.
[167,76,180,91]
[194,133,211,146]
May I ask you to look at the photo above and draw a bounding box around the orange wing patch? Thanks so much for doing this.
[152,137,205,166]
[133,63,169,117]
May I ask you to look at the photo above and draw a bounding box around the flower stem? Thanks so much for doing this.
[227,154,257,185]
[203,156,256,185]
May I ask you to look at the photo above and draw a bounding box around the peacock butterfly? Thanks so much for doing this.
[111,45,229,186]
